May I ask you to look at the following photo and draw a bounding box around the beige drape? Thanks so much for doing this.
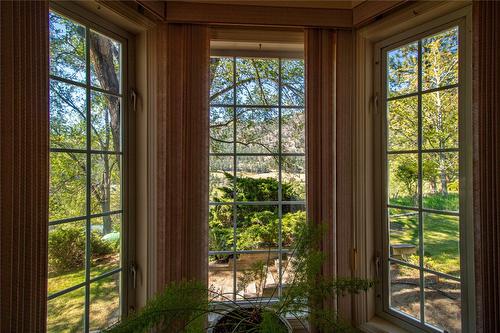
[473,2,500,332]
[0,1,49,331]
[305,28,354,322]
[150,23,209,291]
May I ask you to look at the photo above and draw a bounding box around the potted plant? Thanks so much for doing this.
[106,223,374,333]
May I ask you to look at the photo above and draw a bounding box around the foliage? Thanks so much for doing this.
[48,223,115,272]
[106,223,375,333]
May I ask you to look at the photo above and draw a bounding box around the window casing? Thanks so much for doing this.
[208,55,306,301]
[377,15,472,333]
[48,6,131,332]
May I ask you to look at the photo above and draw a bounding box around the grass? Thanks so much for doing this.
[389,193,460,276]
[47,260,120,333]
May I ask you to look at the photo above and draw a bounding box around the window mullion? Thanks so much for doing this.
[417,39,425,326]
[84,25,92,333]
[232,56,238,301]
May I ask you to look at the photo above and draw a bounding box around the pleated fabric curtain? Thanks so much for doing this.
[150,23,209,290]
[0,1,49,332]
[305,28,354,322]
[473,2,500,332]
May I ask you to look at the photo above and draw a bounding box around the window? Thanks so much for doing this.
[381,23,468,332]
[208,56,306,301]
[48,10,126,332]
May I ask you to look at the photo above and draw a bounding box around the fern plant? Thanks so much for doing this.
[106,223,375,333]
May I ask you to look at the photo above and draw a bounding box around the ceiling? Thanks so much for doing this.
[169,0,367,10]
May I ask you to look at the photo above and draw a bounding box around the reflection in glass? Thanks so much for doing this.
[236,58,279,105]
[90,214,121,278]
[236,205,279,250]
[281,59,305,106]
[422,27,459,91]
[210,156,234,202]
[89,30,121,94]
[209,255,235,301]
[236,255,280,299]
[236,156,279,201]
[91,91,121,152]
[387,42,418,98]
[48,221,86,295]
[282,108,305,153]
[388,154,419,207]
[422,152,459,212]
[388,208,419,264]
[387,96,418,151]
[422,88,458,150]
[424,272,461,333]
[50,152,86,221]
[50,80,87,150]
[423,213,460,277]
[49,11,86,83]
[282,156,306,201]
[210,107,234,153]
[47,287,85,333]
[236,108,279,153]
[209,205,234,252]
[210,57,234,105]
[89,274,121,331]
[390,262,421,320]
[91,154,121,214]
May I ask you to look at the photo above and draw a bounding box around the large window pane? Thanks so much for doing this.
[210,57,234,105]
[210,156,234,203]
[49,10,124,332]
[89,273,121,331]
[236,58,279,105]
[209,255,235,301]
[424,272,461,333]
[89,30,121,94]
[49,12,86,83]
[50,80,87,150]
[389,262,421,320]
[282,108,305,153]
[47,288,85,333]
[422,152,459,212]
[236,205,279,250]
[236,156,279,201]
[49,152,86,221]
[210,107,234,154]
[387,96,418,151]
[209,205,234,252]
[236,108,279,153]
[422,88,459,150]
[388,153,419,207]
[281,204,306,249]
[91,91,121,152]
[422,27,459,91]
[90,214,121,278]
[387,42,418,98]
[423,213,460,277]
[91,154,121,214]
[281,59,304,106]
[48,221,86,295]
[389,208,420,264]
[282,156,305,201]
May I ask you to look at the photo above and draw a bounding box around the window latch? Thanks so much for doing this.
[375,255,381,278]
[130,263,137,289]
[130,89,137,112]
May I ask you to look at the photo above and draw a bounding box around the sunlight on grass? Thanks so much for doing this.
[47,261,120,333]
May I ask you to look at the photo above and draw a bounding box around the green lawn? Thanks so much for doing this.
[47,260,120,333]
[389,195,460,276]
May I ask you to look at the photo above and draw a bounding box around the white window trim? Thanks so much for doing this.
[353,3,474,333]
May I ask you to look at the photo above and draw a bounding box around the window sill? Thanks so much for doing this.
[359,316,413,333]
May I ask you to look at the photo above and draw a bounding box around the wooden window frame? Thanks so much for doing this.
[48,1,136,329]
[353,3,474,333]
